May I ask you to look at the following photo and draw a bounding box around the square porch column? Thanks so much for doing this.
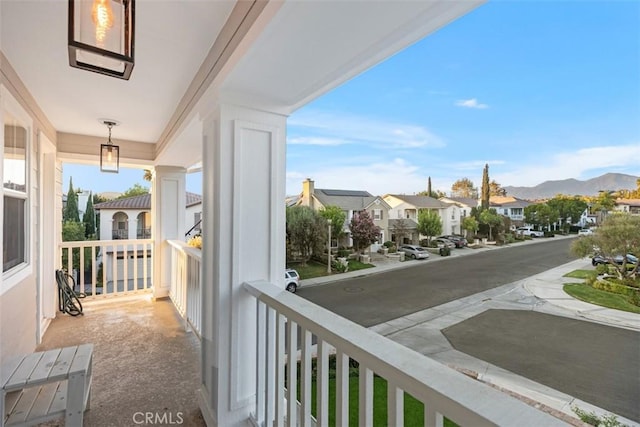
[199,103,286,426]
[151,166,186,298]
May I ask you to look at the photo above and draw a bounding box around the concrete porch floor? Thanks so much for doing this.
[38,295,205,426]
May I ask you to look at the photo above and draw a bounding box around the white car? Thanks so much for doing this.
[578,229,594,236]
[516,227,544,238]
[285,269,300,293]
[399,245,430,260]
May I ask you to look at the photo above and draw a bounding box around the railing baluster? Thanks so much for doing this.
[316,340,329,427]
[256,301,267,425]
[424,405,444,427]
[359,365,373,427]
[123,243,129,293]
[336,350,349,426]
[300,329,312,426]
[275,313,285,427]
[133,242,139,291]
[265,307,276,426]
[79,244,85,293]
[286,319,297,427]
[388,382,403,426]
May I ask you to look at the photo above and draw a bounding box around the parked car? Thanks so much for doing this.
[285,269,300,292]
[515,227,544,238]
[578,229,594,237]
[433,238,456,249]
[591,253,638,266]
[399,245,430,260]
[438,235,468,248]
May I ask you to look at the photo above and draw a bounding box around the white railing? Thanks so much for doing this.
[59,239,153,298]
[244,280,566,427]
[167,240,202,337]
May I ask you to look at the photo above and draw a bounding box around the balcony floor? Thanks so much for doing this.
[38,295,205,426]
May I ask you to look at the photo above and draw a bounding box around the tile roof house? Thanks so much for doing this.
[296,179,391,248]
[489,196,532,224]
[615,198,640,215]
[95,192,202,240]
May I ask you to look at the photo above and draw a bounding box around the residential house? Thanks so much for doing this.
[440,196,478,219]
[94,192,202,240]
[296,178,391,250]
[489,196,532,226]
[1,2,561,425]
[384,194,461,243]
[614,199,640,215]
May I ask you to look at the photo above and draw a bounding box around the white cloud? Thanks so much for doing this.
[288,110,445,149]
[455,98,489,109]
[287,158,427,196]
[494,144,640,187]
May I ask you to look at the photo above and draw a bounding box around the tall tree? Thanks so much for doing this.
[416,209,442,244]
[451,178,478,198]
[427,177,433,198]
[64,178,80,223]
[286,206,326,265]
[489,180,506,197]
[118,183,150,199]
[83,192,96,238]
[546,196,587,228]
[481,164,490,210]
[350,211,381,254]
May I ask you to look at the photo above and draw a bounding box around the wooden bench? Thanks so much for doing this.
[1,344,93,427]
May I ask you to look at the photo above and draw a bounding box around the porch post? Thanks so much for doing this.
[151,166,186,298]
[199,103,286,426]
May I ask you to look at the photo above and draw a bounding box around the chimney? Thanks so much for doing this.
[302,178,314,208]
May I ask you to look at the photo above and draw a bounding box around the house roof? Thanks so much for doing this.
[385,194,451,209]
[388,218,418,229]
[616,198,640,207]
[314,189,377,211]
[440,197,479,208]
[95,192,202,210]
[489,196,532,208]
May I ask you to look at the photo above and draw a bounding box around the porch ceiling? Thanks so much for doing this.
[1,0,483,168]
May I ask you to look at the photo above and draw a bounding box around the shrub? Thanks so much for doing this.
[383,241,394,248]
[337,249,351,258]
[572,406,627,427]
[439,247,451,256]
[332,260,348,273]
[543,231,555,237]
[591,278,639,298]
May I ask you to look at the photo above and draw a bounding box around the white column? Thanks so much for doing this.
[151,166,186,298]
[198,103,286,426]
[127,215,137,240]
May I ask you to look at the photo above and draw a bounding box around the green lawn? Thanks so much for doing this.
[563,283,640,314]
[289,259,374,280]
[303,376,457,426]
[563,269,596,280]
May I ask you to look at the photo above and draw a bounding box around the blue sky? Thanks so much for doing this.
[64,1,640,198]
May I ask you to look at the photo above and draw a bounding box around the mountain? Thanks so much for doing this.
[504,173,639,200]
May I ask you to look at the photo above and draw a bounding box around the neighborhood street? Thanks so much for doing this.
[297,238,640,423]
[298,238,576,326]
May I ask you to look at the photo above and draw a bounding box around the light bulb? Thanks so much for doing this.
[107,146,113,162]
[92,0,114,47]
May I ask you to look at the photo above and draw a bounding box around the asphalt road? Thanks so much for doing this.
[298,238,577,327]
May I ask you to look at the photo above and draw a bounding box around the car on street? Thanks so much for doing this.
[433,238,456,249]
[516,227,544,238]
[399,245,430,260]
[591,253,638,266]
[578,229,594,236]
[438,235,468,248]
[285,269,300,292]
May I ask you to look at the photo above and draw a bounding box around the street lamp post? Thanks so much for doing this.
[327,219,332,274]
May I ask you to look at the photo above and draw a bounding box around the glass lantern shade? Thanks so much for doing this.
[68,0,135,80]
[100,144,120,173]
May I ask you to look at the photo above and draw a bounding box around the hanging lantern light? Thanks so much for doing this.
[100,120,120,173]
[68,0,135,80]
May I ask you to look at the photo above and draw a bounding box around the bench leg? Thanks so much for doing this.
[66,372,86,426]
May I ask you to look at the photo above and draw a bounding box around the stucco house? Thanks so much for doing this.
[614,198,640,215]
[1,1,562,425]
[296,178,391,250]
[94,192,202,241]
[489,196,532,225]
[384,194,461,242]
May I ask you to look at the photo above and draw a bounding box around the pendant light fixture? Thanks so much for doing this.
[100,120,120,173]
[68,0,135,80]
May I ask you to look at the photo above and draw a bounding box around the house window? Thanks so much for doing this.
[3,122,29,273]
[504,209,509,215]
[373,209,383,220]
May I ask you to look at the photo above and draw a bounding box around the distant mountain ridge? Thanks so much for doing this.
[504,173,639,200]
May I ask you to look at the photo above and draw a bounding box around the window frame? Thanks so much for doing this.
[2,86,33,293]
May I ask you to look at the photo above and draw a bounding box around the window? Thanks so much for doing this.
[373,209,383,220]
[3,122,28,273]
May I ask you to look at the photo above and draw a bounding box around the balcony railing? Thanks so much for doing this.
[244,280,566,427]
[137,227,152,239]
[112,229,129,240]
[59,239,153,298]
[167,240,202,337]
